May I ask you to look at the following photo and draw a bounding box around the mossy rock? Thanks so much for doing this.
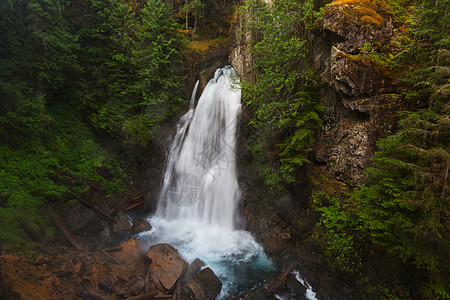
[323,0,393,53]
[184,37,231,55]
[328,0,384,28]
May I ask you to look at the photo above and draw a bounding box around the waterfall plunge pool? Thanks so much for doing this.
[138,217,276,297]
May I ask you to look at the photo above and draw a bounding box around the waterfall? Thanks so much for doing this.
[140,66,274,295]
[139,66,317,299]
[156,66,242,231]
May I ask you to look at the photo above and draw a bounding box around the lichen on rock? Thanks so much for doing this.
[323,0,393,53]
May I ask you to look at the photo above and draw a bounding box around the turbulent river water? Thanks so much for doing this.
[139,66,316,299]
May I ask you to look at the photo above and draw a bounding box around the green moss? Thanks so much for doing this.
[0,207,53,249]
[185,36,230,54]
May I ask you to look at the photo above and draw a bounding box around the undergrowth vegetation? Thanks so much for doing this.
[0,0,185,211]
[238,0,323,188]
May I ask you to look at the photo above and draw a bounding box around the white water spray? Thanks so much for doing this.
[140,67,274,294]
[140,66,316,298]
[156,66,242,231]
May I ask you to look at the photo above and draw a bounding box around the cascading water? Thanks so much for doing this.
[139,66,316,298]
[139,66,274,295]
[156,66,242,231]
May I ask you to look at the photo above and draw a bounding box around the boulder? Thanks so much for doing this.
[66,203,96,233]
[180,258,206,283]
[131,218,152,234]
[146,244,188,290]
[112,212,132,238]
[183,267,222,300]
[114,239,147,274]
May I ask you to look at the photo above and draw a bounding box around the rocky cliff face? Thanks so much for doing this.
[312,0,398,185]
[229,0,402,297]
[232,0,398,186]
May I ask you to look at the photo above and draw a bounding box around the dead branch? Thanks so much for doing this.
[100,249,121,265]
[262,262,298,296]
[124,201,145,212]
[109,190,144,215]
[60,172,105,190]
[16,217,44,242]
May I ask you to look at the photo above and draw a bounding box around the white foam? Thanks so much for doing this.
[139,216,274,294]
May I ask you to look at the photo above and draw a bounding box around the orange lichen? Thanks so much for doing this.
[328,0,384,28]
[329,0,378,12]
[361,15,383,28]
[355,6,384,26]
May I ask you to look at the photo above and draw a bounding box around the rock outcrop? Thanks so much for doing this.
[312,0,397,185]
[230,13,254,82]
[183,267,223,300]
[322,0,393,53]
[229,0,402,298]
[131,218,152,234]
[146,243,189,290]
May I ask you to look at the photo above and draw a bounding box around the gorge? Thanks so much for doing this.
[0,0,448,299]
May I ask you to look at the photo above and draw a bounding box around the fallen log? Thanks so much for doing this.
[262,262,298,296]
[230,262,299,299]
[76,197,117,223]
[110,190,144,216]
[100,245,123,252]
[46,206,84,251]
[124,201,144,212]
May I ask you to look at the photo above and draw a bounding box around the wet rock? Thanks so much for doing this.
[181,258,206,282]
[114,239,147,274]
[131,218,152,234]
[286,273,307,298]
[183,267,222,300]
[244,203,291,254]
[112,212,132,238]
[182,40,229,98]
[146,243,188,290]
[98,221,112,244]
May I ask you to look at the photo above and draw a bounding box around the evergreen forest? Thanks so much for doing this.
[0,0,448,298]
